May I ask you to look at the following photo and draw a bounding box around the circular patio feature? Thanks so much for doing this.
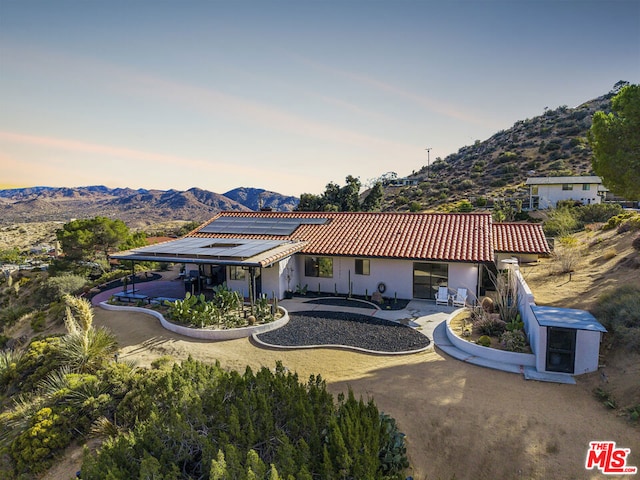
[254,310,430,354]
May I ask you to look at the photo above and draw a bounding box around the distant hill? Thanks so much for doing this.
[378,90,615,211]
[223,187,299,211]
[0,186,297,227]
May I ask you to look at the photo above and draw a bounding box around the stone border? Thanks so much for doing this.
[445,308,536,367]
[99,301,289,340]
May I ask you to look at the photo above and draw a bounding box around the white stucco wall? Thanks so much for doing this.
[575,330,603,374]
[531,183,601,209]
[293,255,478,300]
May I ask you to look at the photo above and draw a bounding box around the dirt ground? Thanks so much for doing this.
[29,224,640,479]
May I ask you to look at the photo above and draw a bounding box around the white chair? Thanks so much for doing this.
[435,286,449,306]
[453,288,468,307]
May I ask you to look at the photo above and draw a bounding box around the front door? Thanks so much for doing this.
[546,327,576,373]
[413,262,448,300]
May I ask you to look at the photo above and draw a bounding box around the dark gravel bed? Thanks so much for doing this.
[256,310,430,353]
[305,298,379,310]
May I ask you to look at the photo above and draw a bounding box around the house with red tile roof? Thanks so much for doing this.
[112,211,549,303]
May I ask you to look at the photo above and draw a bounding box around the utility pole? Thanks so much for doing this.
[425,147,432,180]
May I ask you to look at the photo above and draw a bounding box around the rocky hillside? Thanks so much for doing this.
[223,187,299,211]
[380,91,615,211]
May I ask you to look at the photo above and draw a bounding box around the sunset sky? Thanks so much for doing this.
[1,1,638,197]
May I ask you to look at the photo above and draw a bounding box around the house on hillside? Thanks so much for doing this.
[111,212,549,303]
[526,176,606,209]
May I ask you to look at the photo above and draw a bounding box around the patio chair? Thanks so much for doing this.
[435,286,449,306]
[452,288,468,307]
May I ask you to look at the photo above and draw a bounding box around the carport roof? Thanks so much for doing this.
[110,237,307,267]
[531,305,607,332]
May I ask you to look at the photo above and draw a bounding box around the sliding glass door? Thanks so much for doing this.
[413,262,448,300]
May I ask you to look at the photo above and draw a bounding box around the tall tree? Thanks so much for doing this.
[56,216,141,262]
[361,182,384,211]
[588,84,640,199]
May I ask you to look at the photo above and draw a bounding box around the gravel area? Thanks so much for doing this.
[305,298,379,309]
[255,310,430,353]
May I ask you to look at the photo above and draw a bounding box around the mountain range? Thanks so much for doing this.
[0,186,299,226]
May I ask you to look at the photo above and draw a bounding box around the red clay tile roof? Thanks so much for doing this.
[190,212,495,262]
[492,222,550,254]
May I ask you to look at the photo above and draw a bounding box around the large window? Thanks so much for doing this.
[355,259,370,275]
[229,266,246,280]
[562,184,573,191]
[582,184,590,191]
[305,256,333,278]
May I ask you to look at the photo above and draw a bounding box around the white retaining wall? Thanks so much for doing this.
[99,301,289,340]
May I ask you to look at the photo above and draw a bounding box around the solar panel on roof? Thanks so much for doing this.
[200,216,329,235]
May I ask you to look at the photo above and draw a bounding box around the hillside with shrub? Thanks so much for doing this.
[377,90,618,212]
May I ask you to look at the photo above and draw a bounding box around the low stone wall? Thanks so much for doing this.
[445,308,536,367]
[99,301,289,340]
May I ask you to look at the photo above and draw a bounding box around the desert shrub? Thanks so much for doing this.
[602,248,617,260]
[602,212,637,230]
[592,285,640,351]
[10,407,72,474]
[617,215,640,233]
[408,201,422,212]
[632,234,640,251]
[575,203,623,223]
[553,244,581,273]
[0,304,31,329]
[501,330,528,352]
[544,207,581,237]
[40,274,87,303]
[30,311,47,332]
[475,196,488,207]
[477,335,491,347]
[474,314,506,337]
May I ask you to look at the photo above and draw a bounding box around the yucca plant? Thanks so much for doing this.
[59,295,118,374]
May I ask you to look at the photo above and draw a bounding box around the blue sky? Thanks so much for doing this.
[1,1,638,197]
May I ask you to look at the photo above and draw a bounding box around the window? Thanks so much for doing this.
[531,186,539,195]
[304,256,333,278]
[355,259,370,275]
[229,266,246,280]
[582,184,590,191]
[562,184,573,191]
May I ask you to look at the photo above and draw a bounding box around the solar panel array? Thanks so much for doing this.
[199,216,328,236]
[133,237,289,260]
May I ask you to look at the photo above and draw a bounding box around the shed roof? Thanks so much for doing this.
[531,305,607,332]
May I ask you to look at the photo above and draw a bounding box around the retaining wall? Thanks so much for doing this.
[99,302,289,340]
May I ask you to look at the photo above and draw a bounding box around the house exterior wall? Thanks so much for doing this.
[293,254,479,300]
[530,182,601,209]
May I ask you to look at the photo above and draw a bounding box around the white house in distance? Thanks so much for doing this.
[112,211,549,303]
[526,175,606,209]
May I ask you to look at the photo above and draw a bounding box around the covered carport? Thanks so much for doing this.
[110,237,306,303]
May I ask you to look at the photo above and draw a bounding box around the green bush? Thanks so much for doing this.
[592,285,640,351]
[575,203,623,223]
[82,359,409,479]
[477,335,491,347]
[500,330,528,352]
[40,274,87,303]
[602,212,637,230]
[10,407,72,474]
[544,207,581,237]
